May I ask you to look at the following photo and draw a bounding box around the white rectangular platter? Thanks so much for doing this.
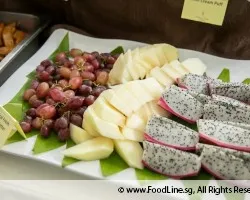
[0,28,250,181]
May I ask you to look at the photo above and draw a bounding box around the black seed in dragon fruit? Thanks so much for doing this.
[203,104,250,124]
[197,119,250,152]
[197,143,250,180]
[158,85,204,123]
[177,74,221,95]
[210,82,250,103]
[142,141,201,178]
[145,115,199,151]
[188,90,212,104]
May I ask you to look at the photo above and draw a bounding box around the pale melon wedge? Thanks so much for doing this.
[153,44,169,65]
[156,43,178,62]
[126,80,154,105]
[131,48,147,79]
[126,112,147,131]
[82,109,101,137]
[136,103,150,121]
[114,139,144,169]
[140,47,161,68]
[122,127,144,142]
[125,49,140,80]
[84,107,124,139]
[169,60,189,76]
[101,89,133,116]
[70,123,93,144]
[161,63,181,81]
[92,96,126,127]
[108,54,125,85]
[140,77,164,99]
[149,67,174,87]
[112,85,142,112]
[148,100,170,117]
[63,137,114,161]
[182,58,207,75]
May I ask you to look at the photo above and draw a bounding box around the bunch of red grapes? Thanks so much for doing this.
[20,48,118,142]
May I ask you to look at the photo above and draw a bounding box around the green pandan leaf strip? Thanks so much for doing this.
[242,78,250,84]
[110,46,124,55]
[26,70,36,79]
[3,103,23,121]
[49,32,69,61]
[135,168,167,183]
[217,68,230,82]
[33,132,66,155]
[100,151,129,177]
[62,139,79,167]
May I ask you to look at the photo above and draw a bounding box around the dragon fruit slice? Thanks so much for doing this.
[159,85,204,123]
[188,90,211,104]
[142,141,201,178]
[197,143,250,180]
[210,94,250,111]
[145,116,199,151]
[177,74,221,95]
[203,104,250,124]
[197,119,250,152]
[210,82,250,103]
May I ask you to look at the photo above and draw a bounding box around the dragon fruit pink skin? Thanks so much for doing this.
[142,141,201,178]
[159,85,204,124]
[144,116,199,151]
[197,119,250,152]
[196,143,250,180]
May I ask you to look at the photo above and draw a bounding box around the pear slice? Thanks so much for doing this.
[70,123,93,144]
[148,100,170,117]
[132,48,147,79]
[156,43,178,62]
[82,109,101,137]
[161,63,181,81]
[125,49,140,80]
[114,139,144,169]
[149,66,174,87]
[122,127,144,142]
[112,85,142,112]
[126,80,154,105]
[153,44,169,65]
[136,103,150,121]
[101,89,133,116]
[182,58,207,75]
[140,77,164,99]
[126,112,147,131]
[92,96,126,127]
[169,60,189,76]
[84,107,124,139]
[63,137,114,161]
[108,54,125,85]
[140,47,161,67]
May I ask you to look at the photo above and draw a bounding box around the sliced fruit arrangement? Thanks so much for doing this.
[108,43,207,86]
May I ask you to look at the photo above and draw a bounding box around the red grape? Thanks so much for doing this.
[55,52,67,63]
[53,74,61,81]
[67,96,83,109]
[106,64,113,69]
[70,114,83,127]
[96,71,109,85]
[46,98,55,105]
[30,80,39,90]
[59,67,71,79]
[24,115,33,124]
[36,82,50,98]
[32,117,43,129]
[55,117,68,130]
[40,59,52,67]
[81,71,96,81]
[83,62,94,72]
[72,107,87,116]
[91,59,100,69]
[64,90,75,99]
[20,121,31,133]
[40,125,51,138]
[29,95,44,108]
[58,128,70,142]
[26,108,37,118]
[38,71,50,81]
[99,63,105,68]
[44,119,54,129]
[74,56,85,67]
[84,95,95,106]
[57,106,69,117]
[91,51,99,57]
[64,60,73,68]
[36,65,45,73]
[36,104,56,119]
[78,85,92,96]
[23,89,36,101]
[82,80,93,87]
[58,79,69,88]
[70,48,82,57]
[49,88,65,102]
[51,85,63,91]
[107,56,116,64]
[46,65,56,75]
[70,65,78,71]
[91,86,106,97]
[82,52,95,61]
[69,77,82,90]
[70,70,80,78]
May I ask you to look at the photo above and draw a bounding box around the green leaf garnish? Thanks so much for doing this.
[26,70,36,79]
[49,32,69,61]
[32,132,66,155]
[100,151,129,176]
[242,78,250,84]
[217,68,230,82]
[62,139,79,167]
[110,46,124,55]
[135,168,167,181]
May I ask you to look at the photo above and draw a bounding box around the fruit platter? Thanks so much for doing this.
[1,28,250,182]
